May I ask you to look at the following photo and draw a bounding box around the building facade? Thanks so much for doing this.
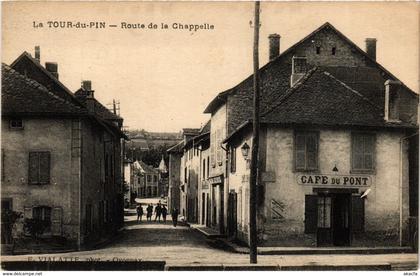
[1,50,126,249]
[204,22,418,247]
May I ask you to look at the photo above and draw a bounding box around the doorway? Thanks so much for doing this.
[316,193,351,246]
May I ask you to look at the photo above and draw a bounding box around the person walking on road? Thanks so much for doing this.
[161,205,168,223]
[171,208,179,227]
[146,204,153,222]
[154,203,162,222]
[136,204,144,223]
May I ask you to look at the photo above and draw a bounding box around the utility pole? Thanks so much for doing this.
[249,0,260,264]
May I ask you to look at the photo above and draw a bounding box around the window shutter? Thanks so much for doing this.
[352,135,364,170]
[39,152,50,184]
[363,135,375,170]
[352,196,365,232]
[306,134,318,169]
[28,152,39,184]
[51,207,62,236]
[295,134,306,170]
[216,129,221,164]
[304,195,318,234]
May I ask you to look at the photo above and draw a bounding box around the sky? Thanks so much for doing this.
[2,2,419,132]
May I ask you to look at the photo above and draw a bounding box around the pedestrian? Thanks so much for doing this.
[161,205,168,223]
[136,204,143,223]
[171,208,179,227]
[146,204,153,222]
[154,203,162,222]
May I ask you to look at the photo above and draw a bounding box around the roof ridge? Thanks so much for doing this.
[322,71,382,110]
[2,64,84,111]
[261,67,319,117]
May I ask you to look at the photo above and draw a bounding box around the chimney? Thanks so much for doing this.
[365,38,377,61]
[81,80,94,98]
[384,80,401,121]
[290,56,307,87]
[34,46,40,62]
[45,62,59,79]
[268,33,281,61]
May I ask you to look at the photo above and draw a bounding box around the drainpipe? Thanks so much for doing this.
[399,131,418,246]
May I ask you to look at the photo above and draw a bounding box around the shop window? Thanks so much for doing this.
[230,147,236,173]
[294,131,319,171]
[10,119,23,129]
[28,152,51,184]
[317,196,331,228]
[33,206,52,232]
[351,133,375,173]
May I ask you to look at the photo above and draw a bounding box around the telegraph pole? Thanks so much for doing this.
[249,0,260,264]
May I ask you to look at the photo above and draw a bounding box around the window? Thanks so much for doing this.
[331,47,336,55]
[10,119,23,129]
[153,175,157,182]
[211,132,216,167]
[33,206,52,232]
[294,132,318,171]
[184,167,187,183]
[316,46,321,55]
[147,175,151,182]
[137,177,141,184]
[352,133,375,173]
[230,147,236,173]
[207,156,210,177]
[28,152,51,184]
[317,196,331,228]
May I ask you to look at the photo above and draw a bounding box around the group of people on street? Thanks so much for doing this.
[136,203,180,227]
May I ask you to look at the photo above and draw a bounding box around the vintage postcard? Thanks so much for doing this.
[1,1,419,273]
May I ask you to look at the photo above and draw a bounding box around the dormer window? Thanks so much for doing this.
[332,47,336,55]
[10,119,23,129]
[316,46,321,55]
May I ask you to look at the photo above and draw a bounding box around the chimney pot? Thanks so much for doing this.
[45,62,59,79]
[81,80,94,98]
[34,46,40,62]
[268,33,281,61]
[365,38,377,61]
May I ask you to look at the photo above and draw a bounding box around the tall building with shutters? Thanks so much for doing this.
[207,22,418,247]
[1,49,127,249]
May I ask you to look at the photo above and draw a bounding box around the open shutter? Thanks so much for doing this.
[28,152,39,184]
[304,195,318,233]
[51,207,62,236]
[306,134,318,170]
[363,135,375,170]
[39,152,50,184]
[352,196,365,232]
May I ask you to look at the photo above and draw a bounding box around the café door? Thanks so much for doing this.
[317,193,351,246]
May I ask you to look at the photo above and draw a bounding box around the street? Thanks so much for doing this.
[1,211,418,270]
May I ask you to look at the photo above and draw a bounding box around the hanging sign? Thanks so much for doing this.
[297,174,372,187]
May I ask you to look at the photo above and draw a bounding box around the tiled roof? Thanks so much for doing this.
[74,88,122,121]
[167,141,184,153]
[2,64,86,116]
[134,160,158,174]
[261,68,414,128]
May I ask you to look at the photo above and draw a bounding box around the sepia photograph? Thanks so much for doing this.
[0,1,419,273]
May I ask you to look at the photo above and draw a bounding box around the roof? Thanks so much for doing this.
[199,119,211,134]
[75,88,123,121]
[2,64,86,116]
[167,141,184,153]
[182,128,201,136]
[133,160,159,174]
[224,67,416,144]
[204,22,418,116]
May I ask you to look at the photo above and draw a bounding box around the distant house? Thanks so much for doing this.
[132,160,160,198]
[1,49,127,249]
[167,142,183,212]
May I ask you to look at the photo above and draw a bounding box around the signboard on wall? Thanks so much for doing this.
[296,174,372,187]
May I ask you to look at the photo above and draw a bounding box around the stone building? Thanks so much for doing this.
[132,160,160,198]
[167,142,183,212]
[205,22,418,247]
[1,50,127,249]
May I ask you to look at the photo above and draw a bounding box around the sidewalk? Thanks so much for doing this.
[190,224,414,255]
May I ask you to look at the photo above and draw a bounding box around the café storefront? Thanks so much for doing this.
[299,174,372,246]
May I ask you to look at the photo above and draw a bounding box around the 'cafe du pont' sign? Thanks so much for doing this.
[297,174,372,187]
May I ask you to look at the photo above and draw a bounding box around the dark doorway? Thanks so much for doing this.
[227,192,237,237]
[316,193,351,246]
[332,194,351,246]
